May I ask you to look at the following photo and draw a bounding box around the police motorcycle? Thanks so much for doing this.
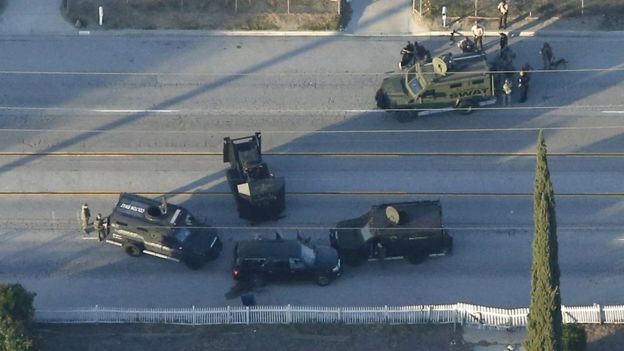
[450,30,476,53]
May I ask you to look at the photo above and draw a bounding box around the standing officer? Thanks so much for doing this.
[80,203,91,234]
[499,32,508,55]
[497,0,509,29]
[518,71,529,103]
[471,21,485,52]
[540,42,553,70]
[94,213,106,242]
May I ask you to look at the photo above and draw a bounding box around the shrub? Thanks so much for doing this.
[0,283,36,351]
[562,324,587,351]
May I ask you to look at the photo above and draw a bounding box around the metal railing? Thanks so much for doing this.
[35,302,624,326]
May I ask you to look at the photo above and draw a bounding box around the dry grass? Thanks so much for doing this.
[64,0,348,30]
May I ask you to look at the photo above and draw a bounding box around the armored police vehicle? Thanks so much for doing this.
[375,52,496,119]
[232,234,341,287]
[329,201,453,265]
[105,193,222,270]
[223,132,286,221]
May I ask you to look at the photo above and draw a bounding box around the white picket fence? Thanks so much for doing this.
[34,302,624,326]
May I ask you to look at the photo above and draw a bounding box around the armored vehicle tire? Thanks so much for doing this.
[443,235,454,254]
[392,110,417,123]
[315,273,331,286]
[407,251,427,265]
[183,256,204,270]
[457,100,475,115]
[123,242,143,257]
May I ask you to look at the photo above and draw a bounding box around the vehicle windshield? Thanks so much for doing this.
[300,244,316,266]
[174,228,192,243]
[406,66,422,96]
[360,223,374,242]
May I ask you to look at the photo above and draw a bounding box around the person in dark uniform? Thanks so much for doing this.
[375,241,386,261]
[94,213,106,242]
[499,32,508,55]
[540,42,553,70]
[399,41,415,70]
[80,203,90,234]
[517,70,529,103]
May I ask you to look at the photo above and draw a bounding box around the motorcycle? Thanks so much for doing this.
[450,30,476,53]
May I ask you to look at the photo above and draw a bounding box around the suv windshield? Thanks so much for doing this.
[174,228,192,243]
[300,244,316,266]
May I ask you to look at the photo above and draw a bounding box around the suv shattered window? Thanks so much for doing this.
[300,244,315,266]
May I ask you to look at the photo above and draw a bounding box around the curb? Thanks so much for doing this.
[2,29,624,38]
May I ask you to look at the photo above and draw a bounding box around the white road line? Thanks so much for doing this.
[602,111,624,114]
[93,109,179,114]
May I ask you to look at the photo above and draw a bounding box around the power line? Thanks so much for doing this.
[1,223,623,232]
[0,67,621,77]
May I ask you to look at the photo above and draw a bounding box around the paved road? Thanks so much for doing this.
[1,34,624,310]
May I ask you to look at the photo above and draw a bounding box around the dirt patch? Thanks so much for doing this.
[35,323,469,351]
[63,0,350,30]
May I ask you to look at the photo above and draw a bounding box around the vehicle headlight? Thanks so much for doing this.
[332,259,341,272]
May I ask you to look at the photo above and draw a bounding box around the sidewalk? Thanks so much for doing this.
[345,0,427,35]
[0,0,74,35]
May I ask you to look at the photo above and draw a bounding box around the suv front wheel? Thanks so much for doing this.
[315,273,331,286]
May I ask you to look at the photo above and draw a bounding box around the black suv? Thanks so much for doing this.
[232,235,341,286]
[105,193,222,269]
[330,201,453,265]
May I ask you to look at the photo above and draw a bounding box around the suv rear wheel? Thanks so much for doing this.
[123,242,142,257]
[407,251,427,265]
[315,273,331,286]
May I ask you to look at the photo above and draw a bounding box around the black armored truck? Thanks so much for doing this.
[223,132,286,221]
[105,193,222,269]
[329,201,453,265]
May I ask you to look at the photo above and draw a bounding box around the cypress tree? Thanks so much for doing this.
[525,130,563,351]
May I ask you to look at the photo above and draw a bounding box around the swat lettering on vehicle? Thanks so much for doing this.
[449,88,489,99]
[120,203,145,214]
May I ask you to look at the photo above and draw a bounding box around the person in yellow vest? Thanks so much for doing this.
[502,79,513,106]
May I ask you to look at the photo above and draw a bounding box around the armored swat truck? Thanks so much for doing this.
[329,201,452,265]
[375,52,496,119]
[105,193,222,270]
[223,132,286,221]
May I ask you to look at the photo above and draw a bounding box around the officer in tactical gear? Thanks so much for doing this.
[94,213,105,242]
[80,203,91,234]
[541,42,553,70]
[517,70,529,103]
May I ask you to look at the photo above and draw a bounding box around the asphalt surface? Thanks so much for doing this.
[2,34,624,310]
